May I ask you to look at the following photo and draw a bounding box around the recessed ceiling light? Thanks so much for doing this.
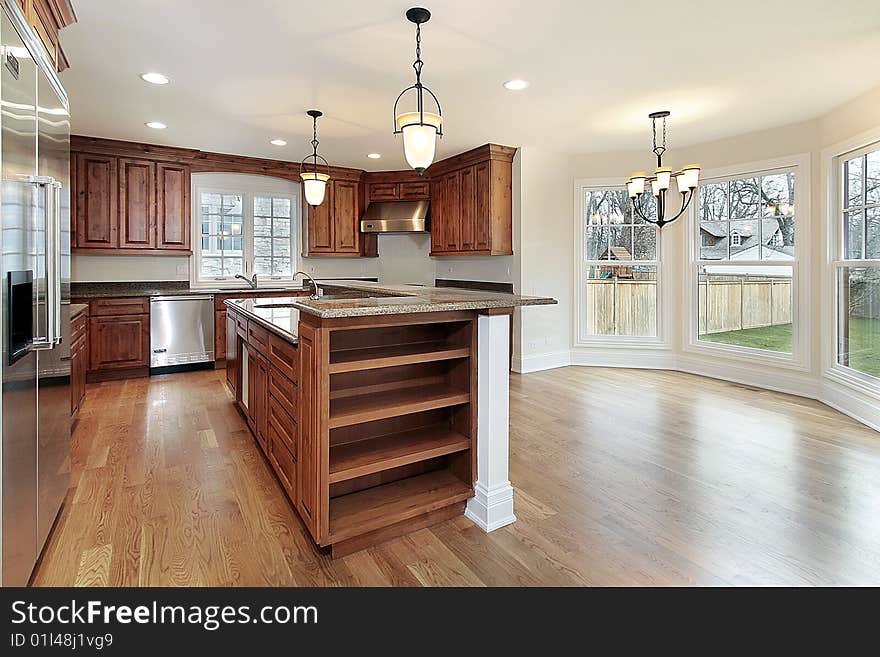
[145,121,167,130]
[503,79,530,91]
[140,72,169,85]
[367,153,382,159]
[270,138,288,146]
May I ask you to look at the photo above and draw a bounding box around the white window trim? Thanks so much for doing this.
[822,126,880,393]
[190,173,301,289]
[572,177,668,348]
[682,153,812,372]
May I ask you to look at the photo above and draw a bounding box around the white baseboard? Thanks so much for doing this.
[570,346,675,370]
[465,482,516,532]
[820,377,880,433]
[676,354,821,399]
[511,350,571,374]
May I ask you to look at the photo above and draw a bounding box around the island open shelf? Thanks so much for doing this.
[297,310,477,556]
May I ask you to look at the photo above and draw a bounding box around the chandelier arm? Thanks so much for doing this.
[666,188,696,224]
[631,193,659,225]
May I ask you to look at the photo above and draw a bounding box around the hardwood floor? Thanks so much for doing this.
[33,366,880,586]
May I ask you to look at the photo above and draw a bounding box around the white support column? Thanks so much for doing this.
[465,313,516,532]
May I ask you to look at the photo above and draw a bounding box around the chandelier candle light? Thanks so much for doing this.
[626,111,700,228]
[393,7,443,175]
[300,110,330,207]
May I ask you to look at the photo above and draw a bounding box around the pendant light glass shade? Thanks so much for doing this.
[396,111,442,172]
[301,172,330,207]
[626,172,647,198]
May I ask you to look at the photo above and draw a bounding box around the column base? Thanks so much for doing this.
[465,481,516,532]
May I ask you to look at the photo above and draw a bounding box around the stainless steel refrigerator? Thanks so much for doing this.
[0,0,70,587]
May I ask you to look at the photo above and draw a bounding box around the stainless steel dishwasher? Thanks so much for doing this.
[150,295,215,372]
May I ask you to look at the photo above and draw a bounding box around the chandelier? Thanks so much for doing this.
[626,111,700,228]
[300,110,330,207]
[392,7,442,175]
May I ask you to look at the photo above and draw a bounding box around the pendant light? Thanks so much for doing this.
[300,110,330,207]
[625,111,701,228]
[392,7,443,175]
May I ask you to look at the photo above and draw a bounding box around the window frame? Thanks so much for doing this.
[829,139,880,387]
[684,154,812,371]
[573,178,664,347]
[190,173,300,289]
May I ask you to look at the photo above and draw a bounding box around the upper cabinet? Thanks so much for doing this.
[302,175,377,258]
[16,0,77,72]
[427,144,515,257]
[72,140,193,255]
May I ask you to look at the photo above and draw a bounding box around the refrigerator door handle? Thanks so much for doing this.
[28,175,59,350]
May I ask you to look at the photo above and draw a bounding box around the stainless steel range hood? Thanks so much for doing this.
[360,200,430,233]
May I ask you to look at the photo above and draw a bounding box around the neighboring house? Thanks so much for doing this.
[699,218,794,261]
[600,246,634,278]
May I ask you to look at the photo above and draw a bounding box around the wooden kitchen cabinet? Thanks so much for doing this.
[118,158,156,249]
[156,162,191,251]
[69,308,88,416]
[17,1,76,72]
[75,153,118,249]
[72,139,193,256]
[303,177,376,257]
[427,144,515,257]
[88,314,150,373]
[225,309,239,396]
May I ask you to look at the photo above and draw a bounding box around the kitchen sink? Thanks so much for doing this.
[252,293,409,307]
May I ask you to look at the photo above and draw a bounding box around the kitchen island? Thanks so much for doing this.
[226,282,555,556]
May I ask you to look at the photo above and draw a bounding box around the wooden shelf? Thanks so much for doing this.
[329,383,469,429]
[330,426,470,483]
[329,469,472,542]
[329,341,470,374]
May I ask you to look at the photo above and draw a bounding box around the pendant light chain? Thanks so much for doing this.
[310,115,320,170]
[412,23,423,85]
[652,115,667,162]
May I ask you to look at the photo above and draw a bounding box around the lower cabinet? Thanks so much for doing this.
[231,311,301,511]
[88,312,150,376]
[70,310,88,415]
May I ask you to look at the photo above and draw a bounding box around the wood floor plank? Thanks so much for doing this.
[31,366,880,586]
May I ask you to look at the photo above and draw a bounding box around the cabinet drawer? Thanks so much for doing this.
[90,297,150,316]
[369,183,399,201]
[268,334,298,384]
[268,394,297,456]
[399,181,430,199]
[269,367,297,418]
[247,321,269,355]
[270,434,297,501]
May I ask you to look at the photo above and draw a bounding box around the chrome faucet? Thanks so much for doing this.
[293,271,323,300]
[235,273,258,289]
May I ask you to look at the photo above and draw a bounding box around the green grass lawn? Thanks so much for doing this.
[701,322,793,353]
[701,318,880,376]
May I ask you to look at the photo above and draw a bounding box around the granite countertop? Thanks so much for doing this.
[226,297,301,343]
[71,280,312,299]
[228,280,556,321]
[69,303,88,318]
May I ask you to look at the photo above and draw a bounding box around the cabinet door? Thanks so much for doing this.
[75,153,118,249]
[215,310,226,362]
[305,184,334,254]
[368,183,398,201]
[398,181,430,200]
[89,314,149,371]
[255,354,269,453]
[332,180,359,253]
[70,341,82,415]
[156,163,191,250]
[226,312,239,397]
[442,170,461,251]
[473,161,491,251]
[459,165,476,251]
[118,158,156,249]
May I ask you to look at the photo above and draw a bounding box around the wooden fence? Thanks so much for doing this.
[585,276,792,336]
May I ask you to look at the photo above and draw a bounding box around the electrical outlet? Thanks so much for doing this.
[176,264,187,276]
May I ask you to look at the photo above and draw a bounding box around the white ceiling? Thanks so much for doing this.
[61,0,880,170]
